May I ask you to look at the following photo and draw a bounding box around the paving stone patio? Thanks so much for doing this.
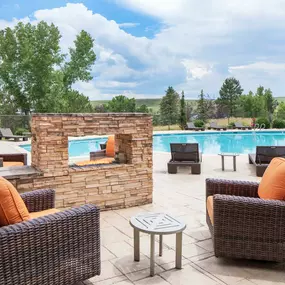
[2,139,282,285]
[73,152,285,285]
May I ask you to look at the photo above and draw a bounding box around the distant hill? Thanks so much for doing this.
[92,98,197,113]
[92,97,285,113]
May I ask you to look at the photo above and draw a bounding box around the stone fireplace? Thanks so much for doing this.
[8,113,153,210]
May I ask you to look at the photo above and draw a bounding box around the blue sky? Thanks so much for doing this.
[1,1,285,100]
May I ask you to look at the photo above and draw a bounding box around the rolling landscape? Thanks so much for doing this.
[92,97,285,113]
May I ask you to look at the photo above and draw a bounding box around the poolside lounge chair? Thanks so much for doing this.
[248,146,285,177]
[208,122,227,131]
[168,143,202,174]
[186,122,205,131]
[234,122,252,130]
[0,153,27,167]
[206,177,285,262]
[0,128,28,142]
[90,135,114,160]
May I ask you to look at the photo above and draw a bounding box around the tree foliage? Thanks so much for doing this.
[105,95,136,112]
[0,21,96,114]
[159,86,180,127]
[196,89,215,122]
[104,95,150,113]
[218,77,243,118]
[179,91,187,129]
[239,86,278,120]
[275,102,285,120]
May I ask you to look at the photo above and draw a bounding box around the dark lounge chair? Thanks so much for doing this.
[208,122,227,131]
[0,128,28,142]
[248,146,285,177]
[186,122,205,131]
[168,143,202,174]
[234,122,252,130]
[0,153,27,167]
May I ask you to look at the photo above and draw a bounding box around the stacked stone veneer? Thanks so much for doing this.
[10,113,153,210]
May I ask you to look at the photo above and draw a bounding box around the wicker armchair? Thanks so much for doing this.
[0,189,101,285]
[206,178,285,262]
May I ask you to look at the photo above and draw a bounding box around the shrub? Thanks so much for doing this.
[228,122,235,129]
[194,119,205,128]
[256,117,270,129]
[15,128,29,135]
[272,119,285,129]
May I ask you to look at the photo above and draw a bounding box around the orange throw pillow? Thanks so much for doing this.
[106,135,115,157]
[258,157,285,200]
[0,177,30,226]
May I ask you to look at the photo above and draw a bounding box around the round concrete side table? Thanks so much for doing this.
[130,213,186,276]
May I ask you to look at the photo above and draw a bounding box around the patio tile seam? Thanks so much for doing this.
[187,261,228,285]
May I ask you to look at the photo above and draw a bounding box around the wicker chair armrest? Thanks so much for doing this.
[0,158,3,167]
[20,189,55,212]
[206,178,259,199]
[90,150,106,160]
[0,204,100,285]
[213,194,285,242]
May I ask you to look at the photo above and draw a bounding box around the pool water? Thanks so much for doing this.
[153,131,285,154]
[20,131,285,157]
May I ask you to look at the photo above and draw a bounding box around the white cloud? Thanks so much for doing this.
[1,2,285,99]
[118,22,140,28]
[182,60,213,80]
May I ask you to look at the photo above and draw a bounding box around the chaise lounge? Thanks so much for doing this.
[0,128,28,141]
[208,122,227,131]
[0,177,101,285]
[234,122,252,130]
[185,122,205,131]
[168,143,202,174]
[248,146,285,177]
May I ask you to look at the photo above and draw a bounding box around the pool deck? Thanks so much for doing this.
[2,136,285,285]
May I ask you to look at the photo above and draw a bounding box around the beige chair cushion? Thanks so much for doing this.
[207,196,214,225]
[30,209,60,219]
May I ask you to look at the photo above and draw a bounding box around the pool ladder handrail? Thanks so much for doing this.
[253,123,265,131]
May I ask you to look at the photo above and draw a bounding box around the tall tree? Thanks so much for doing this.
[197,89,206,122]
[218,77,243,120]
[197,90,215,122]
[160,86,180,128]
[179,90,187,129]
[0,21,96,114]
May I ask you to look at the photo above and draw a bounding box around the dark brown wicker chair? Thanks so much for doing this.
[249,146,285,177]
[168,143,202,174]
[0,189,101,285]
[206,178,285,262]
[0,153,27,167]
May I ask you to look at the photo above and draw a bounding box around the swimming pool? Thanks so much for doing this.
[20,131,285,156]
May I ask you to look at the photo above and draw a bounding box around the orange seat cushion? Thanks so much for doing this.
[258,157,285,200]
[30,208,60,219]
[3,161,24,167]
[75,157,114,166]
[0,177,30,226]
[106,135,115,157]
[207,196,214,225]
